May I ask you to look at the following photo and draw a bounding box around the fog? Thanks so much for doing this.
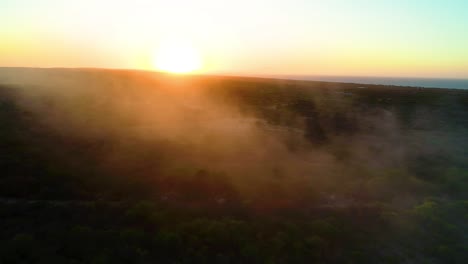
[1,68,465,211]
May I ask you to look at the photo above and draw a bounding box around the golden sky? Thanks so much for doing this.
[1,0,467,78]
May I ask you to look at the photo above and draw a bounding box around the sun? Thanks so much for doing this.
[153,38,202,74]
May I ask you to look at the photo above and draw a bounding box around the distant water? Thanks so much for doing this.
[276,75,468,90]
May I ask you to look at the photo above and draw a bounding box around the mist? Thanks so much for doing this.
[2,68,464,211]
[2,68,468,263]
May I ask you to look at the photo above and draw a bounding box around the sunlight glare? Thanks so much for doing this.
[154,38,202,74]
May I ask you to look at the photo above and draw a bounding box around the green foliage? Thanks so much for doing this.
[1,74,468,263]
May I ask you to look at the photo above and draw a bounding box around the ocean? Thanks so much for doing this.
[282,75,468,90]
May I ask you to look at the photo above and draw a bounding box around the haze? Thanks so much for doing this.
[1,1,468,260]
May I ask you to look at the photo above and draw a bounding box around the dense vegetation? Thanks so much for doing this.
[0,68,467,263]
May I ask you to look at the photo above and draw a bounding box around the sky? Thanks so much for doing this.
[1,0,467,78]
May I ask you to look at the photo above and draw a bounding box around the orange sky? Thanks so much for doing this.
[1,0,467,78]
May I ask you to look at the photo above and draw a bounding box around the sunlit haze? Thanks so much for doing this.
[1,1,468,262]
[1,0,467,78]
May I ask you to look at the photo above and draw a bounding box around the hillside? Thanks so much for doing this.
[0,68,467,263]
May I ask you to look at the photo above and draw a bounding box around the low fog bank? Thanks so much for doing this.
[1,68,467,210]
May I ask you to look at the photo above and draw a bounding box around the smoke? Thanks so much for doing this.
[1,68,461,210]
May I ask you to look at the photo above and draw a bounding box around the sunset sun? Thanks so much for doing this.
[153,38,202,74]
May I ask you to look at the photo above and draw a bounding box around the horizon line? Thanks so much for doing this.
[1,66,468,82]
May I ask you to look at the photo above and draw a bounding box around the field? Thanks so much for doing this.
[0,68,467,263]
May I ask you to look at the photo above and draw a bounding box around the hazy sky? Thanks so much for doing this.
[1,0,467,78]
